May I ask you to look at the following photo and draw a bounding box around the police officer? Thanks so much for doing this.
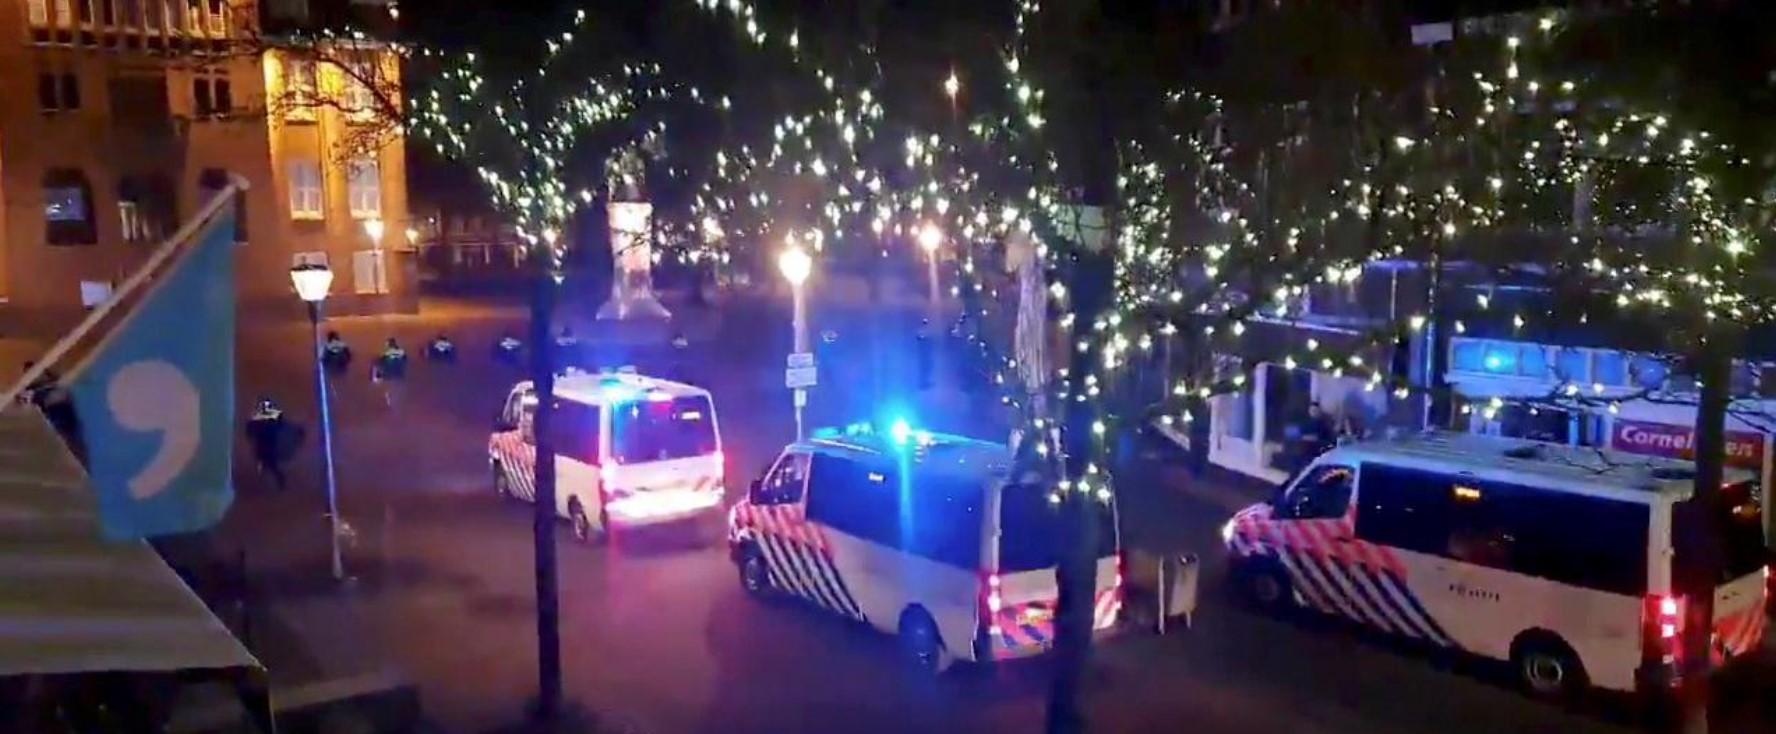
[493,333,524,365]
[554,327,581,373]
[245,398,290,490]
[372,338,408,407]
[427,333,457,363]
[321,331,352,374]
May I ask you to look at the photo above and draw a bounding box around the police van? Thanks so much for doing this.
[489,371,725,542]
[728,422,1123,672]
[1223,431,1769,697]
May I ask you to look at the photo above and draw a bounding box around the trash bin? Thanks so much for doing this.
[1156,553,1200,634]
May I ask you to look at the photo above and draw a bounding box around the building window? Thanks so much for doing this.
[205,0,223,34]
[193,74,231,116]
[117,175,173,243]
[283,58,317,121]
[44,169,96,245]
[38,73,80,112]
[348,157,381,219]
[28,0,48,26]
[343,58,377,117]
[287,159,323,220]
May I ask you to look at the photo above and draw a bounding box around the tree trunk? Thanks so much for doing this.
[1671,333,1730,733]
[528,256,563,722]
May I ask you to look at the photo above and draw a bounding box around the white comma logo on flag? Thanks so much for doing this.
[106,360,201,499]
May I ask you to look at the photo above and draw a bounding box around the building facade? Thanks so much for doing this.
[0,0,412,342]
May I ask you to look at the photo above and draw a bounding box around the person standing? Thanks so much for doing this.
[427,333,457,363]
[372,338,408,407]
[245,398,290,490]
[321,331,352,375]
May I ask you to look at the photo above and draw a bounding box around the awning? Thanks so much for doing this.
[0,408,260,677]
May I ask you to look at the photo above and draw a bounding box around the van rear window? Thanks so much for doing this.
[1356,464,1649,595]
[997,485,1118,573]
[610,395,716,464]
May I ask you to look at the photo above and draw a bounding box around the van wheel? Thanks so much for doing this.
[738,546,772,598]
[569,500,604,545]
[1236,562,1293,612]
[1512,634,1586,699]
[898,608,951,675]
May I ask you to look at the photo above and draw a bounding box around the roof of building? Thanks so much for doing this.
[1327,430,1754,503]
[551,369,711,406]
[0,409,260,677]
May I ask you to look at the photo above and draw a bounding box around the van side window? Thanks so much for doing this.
[1357,464,1649,595]
[500,390,527,429]
[1450,480,1648,596]
[1279,465,1354,520]
[550,401,602,465]
[754,452,809,505]
[1354,464,1454,555]
[903,477,984,569]
[807,455,900,546]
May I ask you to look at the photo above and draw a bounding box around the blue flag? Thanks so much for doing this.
[69,206,237,540]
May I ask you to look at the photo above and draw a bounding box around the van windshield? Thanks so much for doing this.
[610,395,717,464]
[1676,480,1768,583]
[997,484,1118,573]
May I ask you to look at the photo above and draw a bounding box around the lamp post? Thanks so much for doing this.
[778,244,812,440]
[363,217,386,249]
[290,263,344,581]
[917,222,944,318]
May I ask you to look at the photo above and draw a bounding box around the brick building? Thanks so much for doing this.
[0,0,413,342]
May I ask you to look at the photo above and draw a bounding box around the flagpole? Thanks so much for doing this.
[0,178,250,409]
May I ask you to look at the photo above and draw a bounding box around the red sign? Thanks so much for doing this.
[1610,419,1766,471]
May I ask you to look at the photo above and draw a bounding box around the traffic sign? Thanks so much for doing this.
[787,352,815,369]
[786,366,818,389]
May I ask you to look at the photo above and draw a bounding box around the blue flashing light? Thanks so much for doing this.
[598,378,641,403]
[889,419,913,446]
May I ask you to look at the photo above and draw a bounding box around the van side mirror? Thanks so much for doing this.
[748,478,763,501]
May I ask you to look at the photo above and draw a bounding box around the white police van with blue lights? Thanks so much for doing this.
[490,370,725,542]
[1223,432,1769,697]
[728,421,1124,672]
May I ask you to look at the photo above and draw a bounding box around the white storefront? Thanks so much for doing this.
[1446,335,1776,497]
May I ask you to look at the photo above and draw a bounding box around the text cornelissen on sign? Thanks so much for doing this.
[1610,419,1766,470]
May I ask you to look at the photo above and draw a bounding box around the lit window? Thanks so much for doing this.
[287,159,323,220]
[344,58,378,117]
[28,0,47,26]
[348,157,381,219]
[44,169,95,245]
[285,58,317,120]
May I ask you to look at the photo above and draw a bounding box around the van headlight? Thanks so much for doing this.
[1219,518,1237,544]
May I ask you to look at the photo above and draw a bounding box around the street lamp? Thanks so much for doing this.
[943,71,960,100]
[778,244,813,440]
[363,217,385,249]
[917,221,944,315]
[290,263,345,582]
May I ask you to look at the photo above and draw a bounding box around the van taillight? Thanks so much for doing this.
[980,573,1003,637]
[1644,594,1684,676]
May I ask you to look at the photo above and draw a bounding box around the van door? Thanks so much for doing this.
[743,452,869,623]
[1350,464,1464,648]
[1268,464,1389,626]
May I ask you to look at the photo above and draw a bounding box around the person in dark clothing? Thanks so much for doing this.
[554,327,581,373]
[22,364,85,464]
[245,398,290,490]
[427,333,457,363]
[1291,403,1336,471]
[493,333,524,365]
[321,331,352,374]
[372,338,408,407]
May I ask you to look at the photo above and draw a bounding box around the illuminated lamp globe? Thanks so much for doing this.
[917,222,944,254]
[778,245,812,287]
[290,263,334,304]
